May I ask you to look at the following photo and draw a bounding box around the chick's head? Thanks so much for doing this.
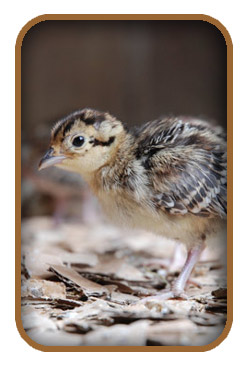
[39,108,124,175]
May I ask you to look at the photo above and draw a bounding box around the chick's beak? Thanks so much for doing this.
[38,148,67,171]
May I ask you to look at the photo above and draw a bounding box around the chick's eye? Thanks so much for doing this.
[72,136,85,147]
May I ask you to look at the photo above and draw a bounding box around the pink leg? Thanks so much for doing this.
[171,244,204,295]
[138,243,205,303]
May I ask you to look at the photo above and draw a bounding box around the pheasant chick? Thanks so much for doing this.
[39,108,227,300]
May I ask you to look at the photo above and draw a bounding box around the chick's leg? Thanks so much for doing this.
[171,243,204,297]
[139,243,205,303]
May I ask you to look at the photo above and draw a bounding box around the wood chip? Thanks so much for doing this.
[80,320,150,346]
[48,264,109,297]
[21,278,66,300]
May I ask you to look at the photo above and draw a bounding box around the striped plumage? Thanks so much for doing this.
[39,108,227,300]
[132,117,227,218]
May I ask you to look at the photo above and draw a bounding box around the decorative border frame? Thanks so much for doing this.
[15,14,233,352]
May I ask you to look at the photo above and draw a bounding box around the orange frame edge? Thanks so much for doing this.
[15,13,233,352]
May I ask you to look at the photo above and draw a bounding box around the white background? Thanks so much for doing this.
[1,0,247,381]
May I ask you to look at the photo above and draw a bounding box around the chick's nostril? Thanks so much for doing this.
[47,147,54,156]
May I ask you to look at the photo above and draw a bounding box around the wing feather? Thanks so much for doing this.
[136,119,227,218]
